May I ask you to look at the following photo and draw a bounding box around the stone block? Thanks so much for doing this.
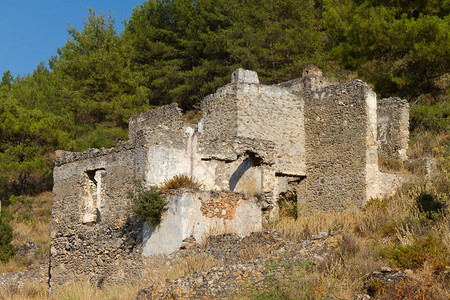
[231,68,259,84]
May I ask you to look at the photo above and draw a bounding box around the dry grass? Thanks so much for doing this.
[161,174,202,192]
[379,154,406,173]
[0,281,49,300]
[408,131,448,159]
[0,192,52,274]
[260,155,450,298]
[50,278,145,300]
[183,110,202,124]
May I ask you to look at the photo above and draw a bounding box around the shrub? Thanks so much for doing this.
[0,209,14,262]
[364,198,388,212]
[278,191,298,219]
[381,235,449,271]
[416,193,444,221]
[161,175,201,192]
[9,195,34,222]
[128,181,168,227]
[367,278,385,297]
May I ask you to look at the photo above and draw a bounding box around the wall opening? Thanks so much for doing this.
[277,176,306,218]
[82,169,106,225]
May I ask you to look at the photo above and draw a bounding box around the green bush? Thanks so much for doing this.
[128,181,168,227]
[0,209,14,262]
[381,235,449,271]
[416,193,444,221]
[410,99,450,133]
[367,278,385,297]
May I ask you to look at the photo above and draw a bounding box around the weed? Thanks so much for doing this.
[161,174,201,192]
[278,191,298,219]
[364,198,388,212]
[184,110,202,124]
[379,155,405,172]
[367,278,385,297]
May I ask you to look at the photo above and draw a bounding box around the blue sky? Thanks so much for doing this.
[0,0,143,77]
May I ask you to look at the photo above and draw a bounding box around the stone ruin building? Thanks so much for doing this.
[50,67,410,289]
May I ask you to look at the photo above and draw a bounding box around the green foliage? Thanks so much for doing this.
[72,126,128,152]
[9,195,34,222]
[123,0,327,109]
[326,0,449,98]
[0,97,58,203]
[0,209,14,262]
[410,98,449,132]
[416,193,444,221]
[128,181,168,227]
[161,174,201,192]
[381,235,449,270]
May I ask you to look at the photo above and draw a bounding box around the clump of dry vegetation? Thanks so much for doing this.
[161,174,201,192]
[378,154,406,173]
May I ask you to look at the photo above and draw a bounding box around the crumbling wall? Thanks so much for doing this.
[50,143,146,290]
[235,83,305,176]
[377,97,409,160]
[200,69,306,208]
[129,103,184,143]
[142,189,261,256]
[300,80,379,210]
[277,74,337,94]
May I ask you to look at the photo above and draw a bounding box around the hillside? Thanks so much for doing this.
[0,0,449,299]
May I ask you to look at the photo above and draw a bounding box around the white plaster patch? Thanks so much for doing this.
[142,191,262,256]
[145,146,188,186]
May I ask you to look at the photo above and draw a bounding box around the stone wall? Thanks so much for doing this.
[142,189,261,256]
[200,69,305,176]
[377,97,409,160]
[300,80,379,210]
[50,144,146,290]
[277,75,337,94]
[235,84,305,176]
[129,103,184,143]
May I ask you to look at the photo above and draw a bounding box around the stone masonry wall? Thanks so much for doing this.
[377,97,409,160]
[200,86,239,161]
[300,80,378,210]
[129,103,184,143]
[201,69,305,176]
[236,84,305,176]
[277,75,338,94]
[50,144,146,290]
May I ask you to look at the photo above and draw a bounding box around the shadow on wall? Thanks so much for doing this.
[229,157,253,191]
